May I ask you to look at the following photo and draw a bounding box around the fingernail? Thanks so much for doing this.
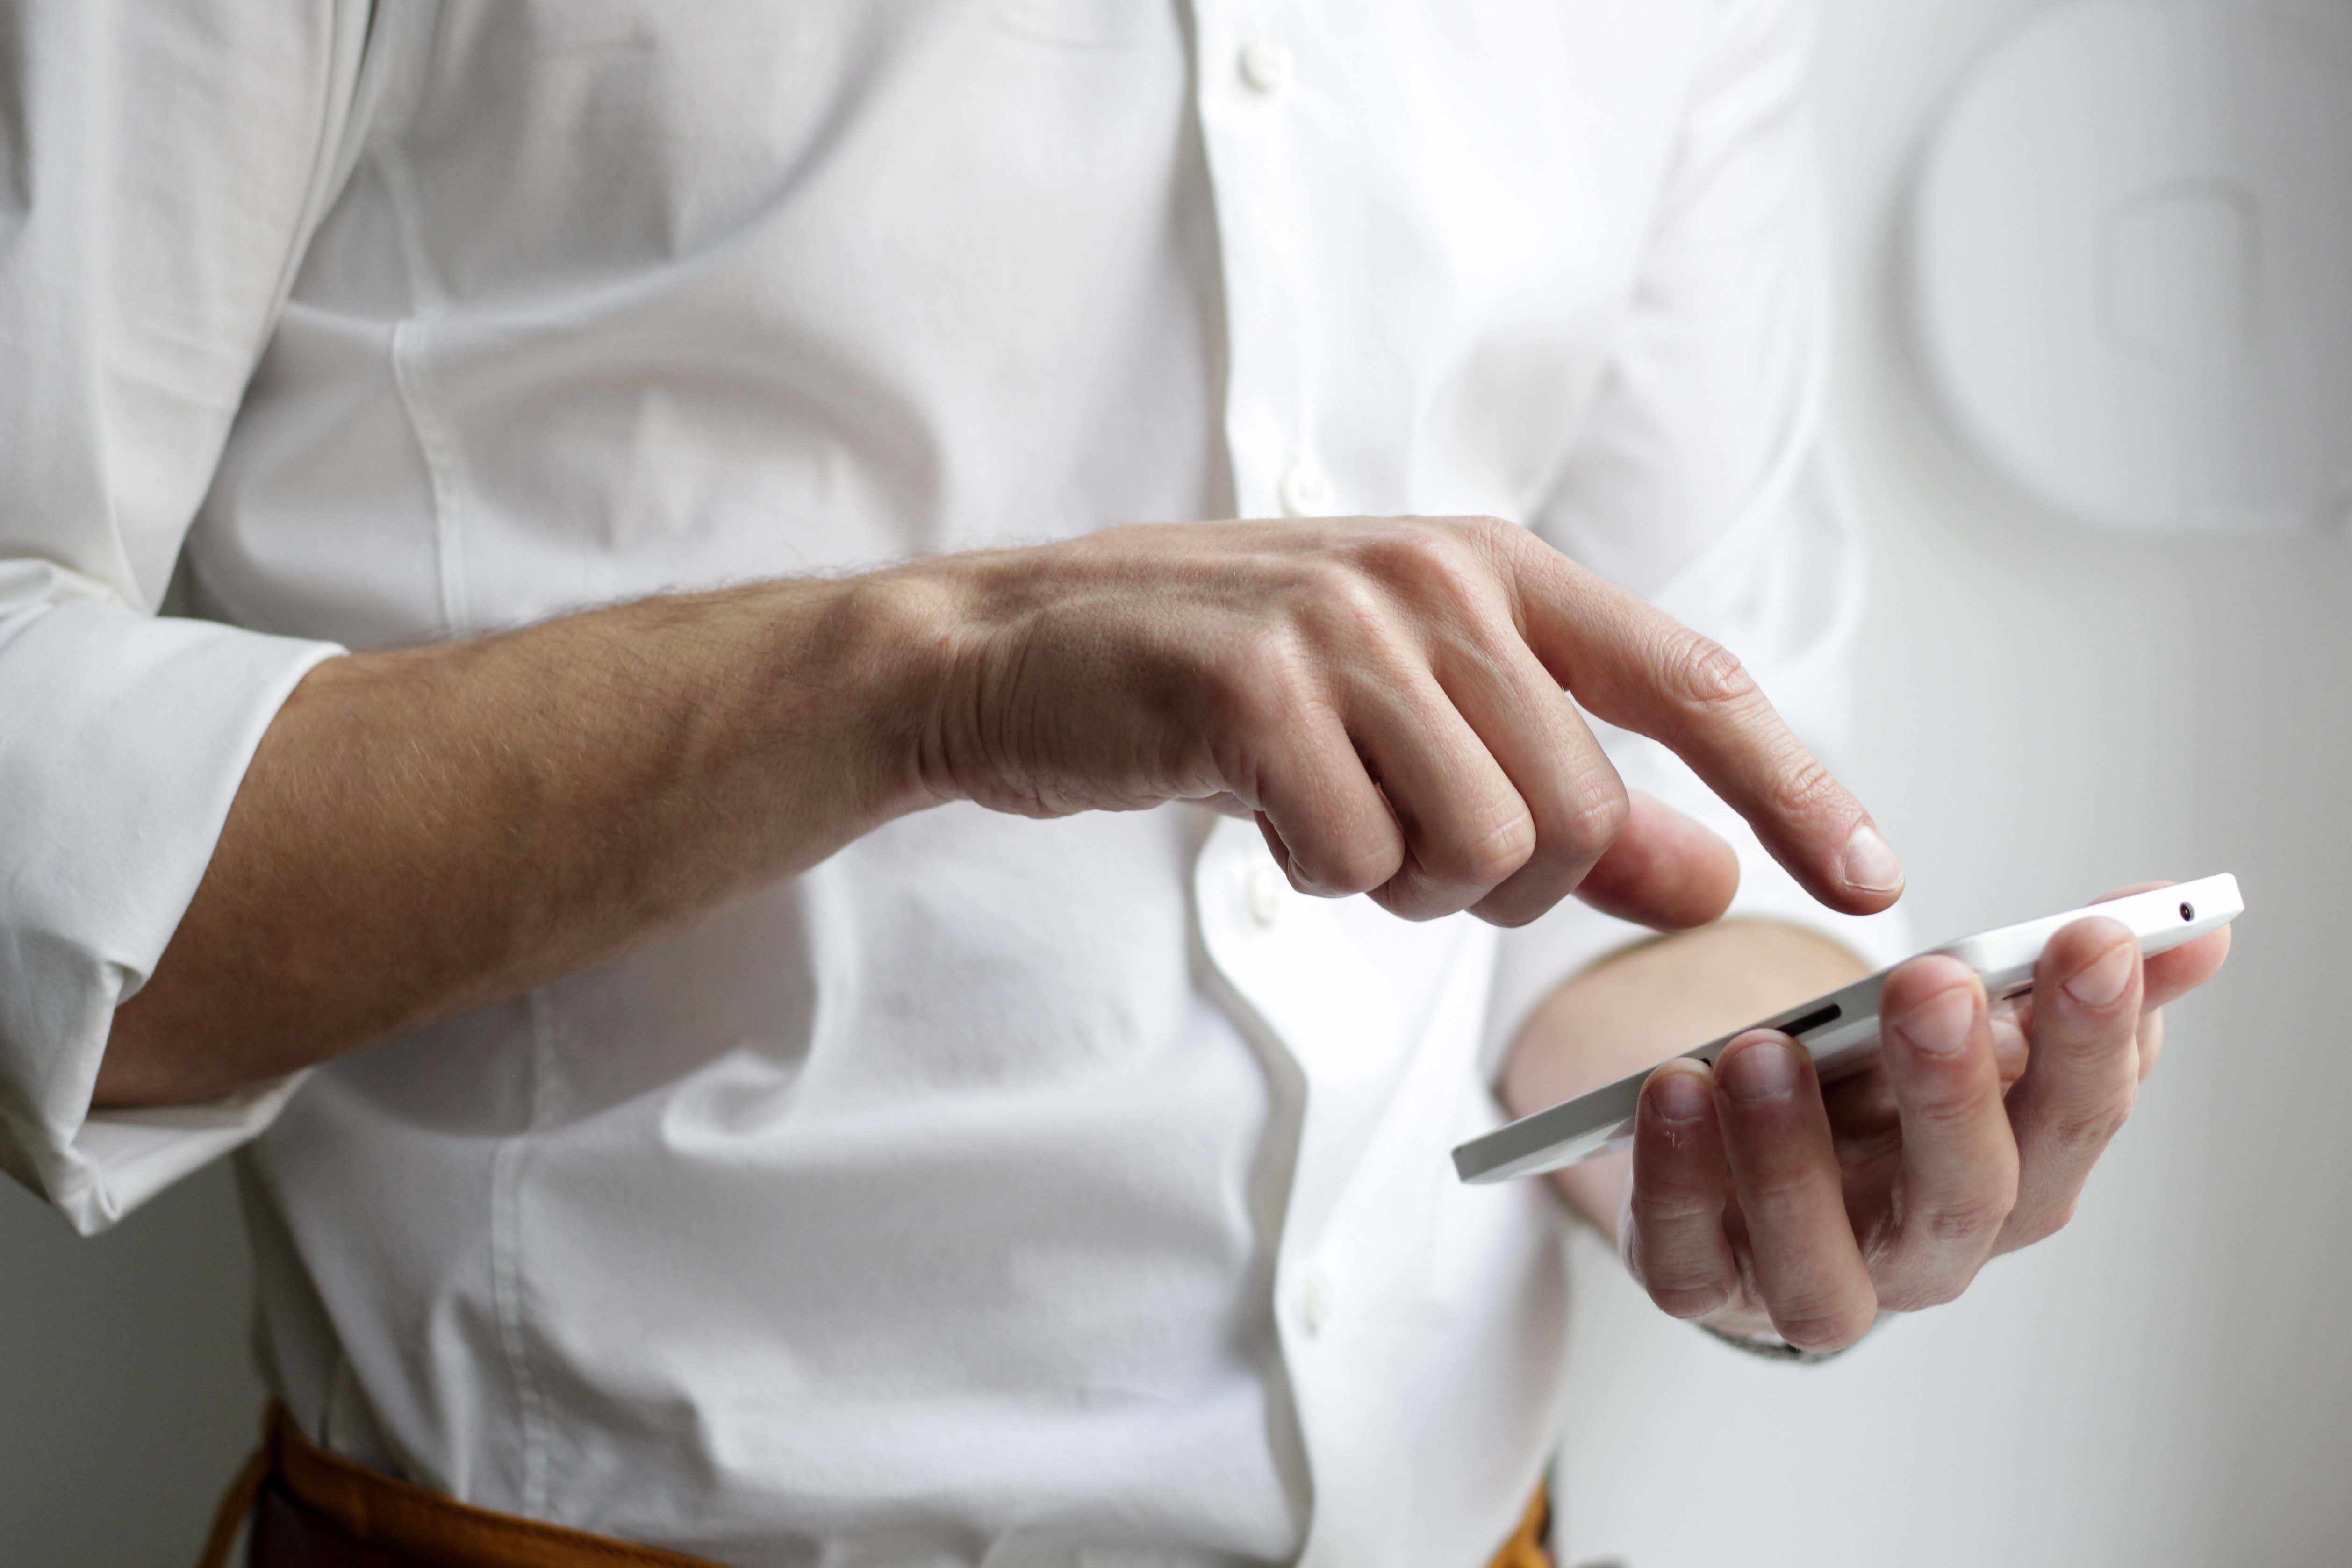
[1895,985,1975,1057]
[1841,823,1905,895]
[1650,1066,1710,1123]
[1719,1036,1798,1105]
[2063,941,2135,1009]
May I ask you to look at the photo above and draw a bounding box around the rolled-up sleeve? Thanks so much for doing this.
[1489,0,1909,1064]
[0,1,375,1232]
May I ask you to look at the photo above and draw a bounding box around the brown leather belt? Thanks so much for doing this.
[201,1403,1554,1568]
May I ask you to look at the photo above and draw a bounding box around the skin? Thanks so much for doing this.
[1506,895,2231,1350]
[95,510,2231,1338]
[100,514,1901,1105]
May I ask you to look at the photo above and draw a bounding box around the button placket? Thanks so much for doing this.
[1192,4,1317,526]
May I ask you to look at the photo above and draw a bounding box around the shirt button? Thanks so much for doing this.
[1302,1269,1336,1335]
[1277,458,1335,518]
[1244,864,1285,927]
[1238,35,1295,95]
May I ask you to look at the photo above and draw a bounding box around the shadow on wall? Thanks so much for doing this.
[0,1163,263,1566]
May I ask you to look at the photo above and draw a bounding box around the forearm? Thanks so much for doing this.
[97,573,950,1108]
[96,508,1905,1112]
[1502,918,1871,1239]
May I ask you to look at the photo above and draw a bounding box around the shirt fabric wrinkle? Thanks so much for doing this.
[0,3,1906,1565]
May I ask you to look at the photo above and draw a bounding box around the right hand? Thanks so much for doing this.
[897,516,1904,932]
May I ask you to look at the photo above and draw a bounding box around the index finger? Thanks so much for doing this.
[1499,535,1902,916]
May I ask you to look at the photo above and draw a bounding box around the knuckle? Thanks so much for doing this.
[1356,523,1456,580]
[1449,516,1523,580]
[1553,780,1631,860]
[1647,1280,1738,1322]
[1456,809,1538,887]
[1772,1299,1877,1354]
[1762,750,1844,825]
[1905,1086,1997,1143]
[1390,535,1496,624]
[1629,1187,1719,1230]
[2047,1091,2135,1158]
[2006,1196,2079,1249]
[1296,560,1393,644]
[1870,1281,1931,1314]
[1293,818,1403,898]
[1369,867,1457,922]
[1737,1166,1821,1218]
[1470,885,1553,929]
[1915,1188,2017,1248]
[1876,1270,1971,1313]
[1314,844,1398,899]
[1660,630,1759,711]
[1451,514,1519,553]
[1419,547,1492,618]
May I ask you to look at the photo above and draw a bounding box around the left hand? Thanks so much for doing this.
[1617,885,2232,1351]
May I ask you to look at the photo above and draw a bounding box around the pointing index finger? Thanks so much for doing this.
[1501,535,1903,916]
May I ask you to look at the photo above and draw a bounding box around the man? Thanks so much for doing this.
[0,3,2227,1566]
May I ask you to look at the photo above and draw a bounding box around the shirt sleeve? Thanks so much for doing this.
[1486,0,1910,1069]
[0,1,378,1233]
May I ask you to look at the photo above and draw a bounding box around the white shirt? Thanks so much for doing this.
[0,3,1904,1564]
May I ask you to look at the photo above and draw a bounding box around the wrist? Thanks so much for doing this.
[643,572,970,859]
[860,548,1057,816]
[820,560,997,818]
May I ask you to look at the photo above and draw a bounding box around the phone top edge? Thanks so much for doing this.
[1932,873,2241,974]
[1450,874,2243,1184]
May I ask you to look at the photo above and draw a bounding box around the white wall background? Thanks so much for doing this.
[0,1168,260,1562]
[1556,2,2352,1565]
[2,3,2346,1565]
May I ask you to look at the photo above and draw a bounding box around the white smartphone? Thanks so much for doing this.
[1451,873,2244,1186]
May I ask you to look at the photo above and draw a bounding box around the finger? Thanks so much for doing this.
[1820,1056,1900,1146]
[2085,881,2232,1009]
[1248,710,1405,898]
[1873,957,2018,1309]
[1996,906,2209,1090]
[1990,1002,2032,1086]
[2143,929,2229,1011]
[1998,917,2144,1251]
[1714,1031,1879,1350]
[1623,1060,1743,1320]
[1494,533,1901,917]
[1570,790,1741,931]
[1427,634,1638,928]
[1345,667,1535,920]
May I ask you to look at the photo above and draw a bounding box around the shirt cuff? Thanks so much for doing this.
[0,597,342,1234]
